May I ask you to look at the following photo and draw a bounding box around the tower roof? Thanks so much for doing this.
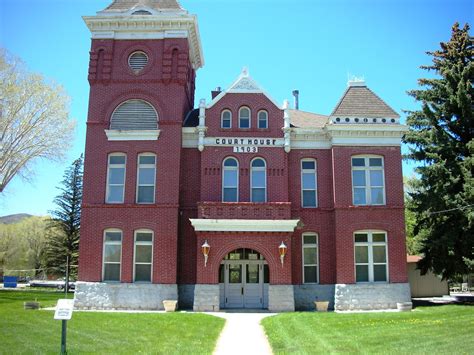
[103,0,182,12]
[331,82,399,118]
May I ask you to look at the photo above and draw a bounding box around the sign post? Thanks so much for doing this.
[54,299,74,354]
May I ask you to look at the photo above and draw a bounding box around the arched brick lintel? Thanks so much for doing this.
[194,232,293,285]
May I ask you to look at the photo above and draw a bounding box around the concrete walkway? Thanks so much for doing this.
[210,312,275,355]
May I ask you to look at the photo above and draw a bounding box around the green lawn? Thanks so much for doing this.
[0,290,225,354]
[262,305,474,354]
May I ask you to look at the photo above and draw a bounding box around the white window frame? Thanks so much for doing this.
[354,230,388,283]
[250,157,267,203]
[136,153,156,204]
[257,110,268,129]
[301,159,317,208]
[221,109,232,129]
[102,229,122,282]
[133,229,154,283]
[238,106,251,129]
[351,155,386,206]
[222,157,239,202]
[302,233,319,284]
[106,153,126,204]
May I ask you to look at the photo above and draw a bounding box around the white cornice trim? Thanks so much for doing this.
[189,219,300,232]
[105,129,160,141]
[82,14,204,69]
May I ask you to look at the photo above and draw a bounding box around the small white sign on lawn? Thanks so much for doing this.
[54,299,75,320]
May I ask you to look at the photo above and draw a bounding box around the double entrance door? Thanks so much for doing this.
[221,260,267,309]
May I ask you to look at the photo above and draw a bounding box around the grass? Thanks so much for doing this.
[0,290,225,354]
[262,305,474,354]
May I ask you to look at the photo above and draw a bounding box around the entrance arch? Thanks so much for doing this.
[219,248,269,309]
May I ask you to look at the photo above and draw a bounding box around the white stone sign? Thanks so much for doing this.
[54,299,75,320]
[233,146,258,153]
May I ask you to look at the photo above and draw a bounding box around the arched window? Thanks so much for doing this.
[221,110,232,129]
[103,229,122,282]
[251,158,266,202]
[239,107,250,128]
[110,100,158,130]
[258,110,268,129]
[222,157,238,202]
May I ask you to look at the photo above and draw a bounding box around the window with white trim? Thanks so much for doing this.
[134,230,153,282]
[103,230,122,282]
[251,158,266,202]
[354,231,388,282]
[106,154,126,203]
[352,156,385,205]
[223,157,239,202]
[258,110,268,129]
[110,100,158,130]
[303,233,318,283]
[239,107,250,128]
[136,154,156,203]
[301,159,317,207]
[221,110,232,129]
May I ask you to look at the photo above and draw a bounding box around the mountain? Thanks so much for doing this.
[0,214,33,224]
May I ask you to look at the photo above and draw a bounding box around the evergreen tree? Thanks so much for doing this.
[403,23,473,279]
[44,155,83,280]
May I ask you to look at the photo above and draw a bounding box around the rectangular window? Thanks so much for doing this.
[303,233,318,283]
[137,154,156,203]
[352,156,385,205]
[301,160,317,207]
[134,231,153,282]
[106,154,126,203]
[103,230,122,281]
[354,231,387,282]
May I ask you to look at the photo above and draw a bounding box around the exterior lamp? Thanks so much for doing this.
[201,240,210,267]
[278,241,287,266]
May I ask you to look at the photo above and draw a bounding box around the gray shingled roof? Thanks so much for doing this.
[331,85,399,118]
[103,0,182,11]
[289,109,328,128]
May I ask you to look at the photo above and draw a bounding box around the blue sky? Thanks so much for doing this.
[0,0,472,216]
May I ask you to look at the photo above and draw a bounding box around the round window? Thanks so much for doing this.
[128,51,148,73]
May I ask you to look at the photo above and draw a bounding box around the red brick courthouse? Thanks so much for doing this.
[76,0,411,311]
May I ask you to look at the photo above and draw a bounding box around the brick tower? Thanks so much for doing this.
[77,0,203,308]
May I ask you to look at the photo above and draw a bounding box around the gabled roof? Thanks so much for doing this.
[289,109,328,129]
[331,82,399,118]
[207,68,280,109]
[102,0,182,12]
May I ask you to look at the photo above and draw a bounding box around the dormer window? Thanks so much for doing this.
[128,52,148,73]
[239,107,250,128]
[132,10,152,15]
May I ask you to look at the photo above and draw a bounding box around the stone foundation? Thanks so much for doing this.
[178,284,195,310]
[193,284,220,311]
[294,284,335,311]
[268,285,295,312]
[74,282,177,310]
[334,283,411,311]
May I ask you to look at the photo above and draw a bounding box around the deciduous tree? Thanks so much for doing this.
[0,49,75,193]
